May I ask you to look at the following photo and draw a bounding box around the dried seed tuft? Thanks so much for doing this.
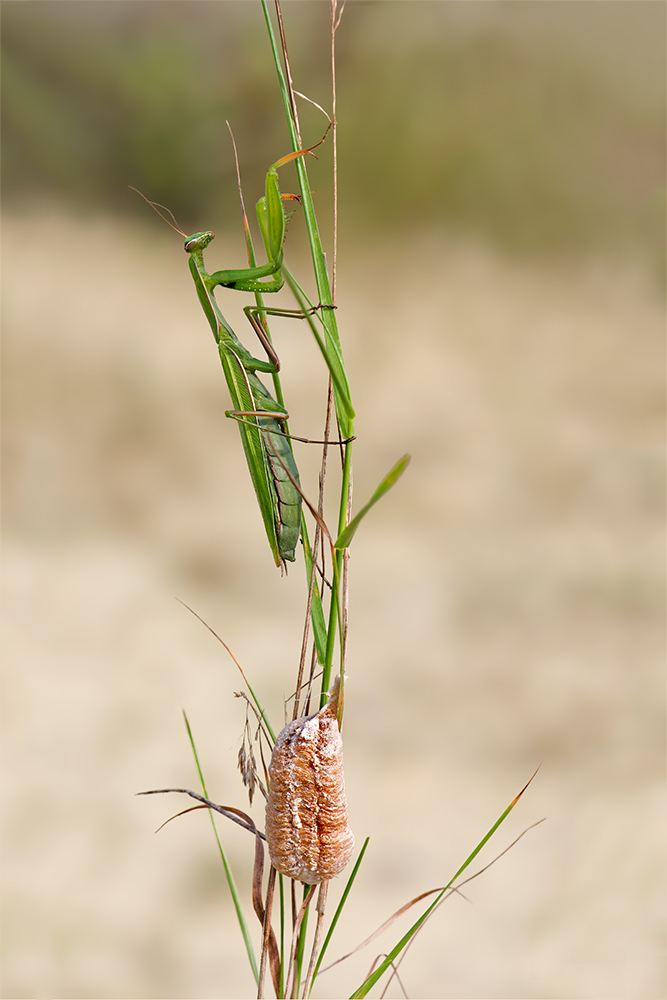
[265,676,354,884]
[235,692,268,805]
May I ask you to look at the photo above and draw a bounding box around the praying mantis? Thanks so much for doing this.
[135,125,358,569]
[184,144,318,568]
[134,139,333,568]
[185,226,302,568]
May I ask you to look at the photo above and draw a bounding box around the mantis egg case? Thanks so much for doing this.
[265,676,354,884]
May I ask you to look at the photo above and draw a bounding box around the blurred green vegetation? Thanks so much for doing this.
[2,0,664,267]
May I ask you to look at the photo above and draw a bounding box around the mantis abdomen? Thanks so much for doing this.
[257,416,301,563]
[227,358,302,567]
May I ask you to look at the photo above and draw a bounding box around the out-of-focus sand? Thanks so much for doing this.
[2,211,664,999]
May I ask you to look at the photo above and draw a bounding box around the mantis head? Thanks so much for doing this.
[184,231,215,254]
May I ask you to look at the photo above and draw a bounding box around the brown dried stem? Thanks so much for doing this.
[274,0,301,145]
[301,880,329,998]
[257,865,279,999]
[292,377,334,722]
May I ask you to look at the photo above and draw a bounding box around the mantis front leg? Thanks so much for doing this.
[188,139,322,296]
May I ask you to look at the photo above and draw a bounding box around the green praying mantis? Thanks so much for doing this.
[134,135,343,568]
[186,226,303,568]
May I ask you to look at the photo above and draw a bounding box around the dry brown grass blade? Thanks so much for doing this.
[273,0,300,144]
[301,880,329,998]
[137,788,266,839]
[291,363,340,724]
[151,803,210,833]
[291,381,333,723]
[251,821,280,998]
[257,866,279,999]
[318,886,443,975]
[225,120,255,269]
[364,954,407,1000]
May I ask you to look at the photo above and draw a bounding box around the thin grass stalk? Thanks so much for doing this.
[301,881,329,998]
[330,0,344,302]
[304,644,319,716]
[379,962,408,1000]
[257,865,278,999]
[293,528,321,718]
[321,444,352,704]
[292,377,334,720]
[183,713,258,984]
[261,0,354,441]
[299,520,328,667]
[278,268,349,677]
[273,0,301,144]
[178,601,277,743]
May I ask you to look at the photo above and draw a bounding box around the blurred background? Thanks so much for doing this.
[2,2,665,998]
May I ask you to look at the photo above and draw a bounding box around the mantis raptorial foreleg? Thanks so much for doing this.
[185,129,329,296]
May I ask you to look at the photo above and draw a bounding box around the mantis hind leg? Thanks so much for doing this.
[227,410,354,447]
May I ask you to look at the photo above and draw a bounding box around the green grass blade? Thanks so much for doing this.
[320,438,353,705]
[349,775,536,998]
[301,519,329,666]
[283,266,354,423]
[309,837,370,994]
[182,711,259,985]
[294,883,311,996]
[334,454,411,550]
[260,0,354,441]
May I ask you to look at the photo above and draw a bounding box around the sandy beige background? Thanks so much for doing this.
[2,2,665,997]
[2,210,664,998]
